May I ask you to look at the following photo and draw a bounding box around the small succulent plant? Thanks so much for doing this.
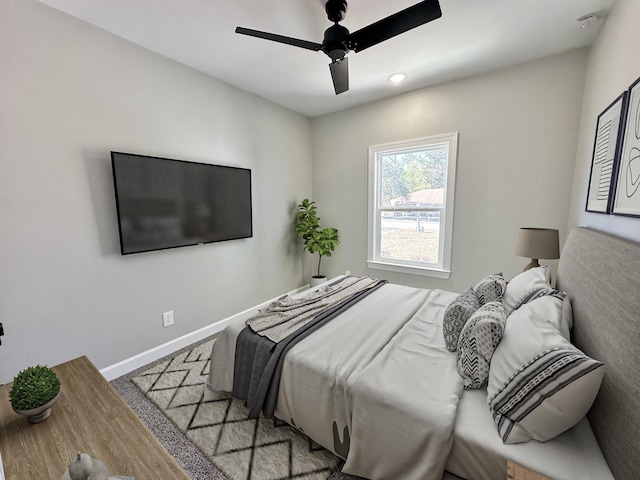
[9,365,61,411]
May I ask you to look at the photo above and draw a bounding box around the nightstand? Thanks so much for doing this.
[507,460,551,480]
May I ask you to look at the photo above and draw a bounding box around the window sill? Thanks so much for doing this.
[366,260,451,279]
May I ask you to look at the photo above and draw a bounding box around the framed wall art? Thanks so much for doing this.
[613,75,640,217]
[586,92,628,213]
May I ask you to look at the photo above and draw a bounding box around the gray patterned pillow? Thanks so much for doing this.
[443,288,480,352]
[457,301,507,389]
[474,273,506,305]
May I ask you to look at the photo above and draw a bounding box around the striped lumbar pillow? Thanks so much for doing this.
[487,295,604,444]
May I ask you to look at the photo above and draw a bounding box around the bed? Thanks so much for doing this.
[205,227,640,480]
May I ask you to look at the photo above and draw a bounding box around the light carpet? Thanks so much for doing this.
[128,337,341,480]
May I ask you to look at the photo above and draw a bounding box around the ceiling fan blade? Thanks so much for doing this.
[348,0,442,53]
[329,57,349,95]
[235,27,323,51]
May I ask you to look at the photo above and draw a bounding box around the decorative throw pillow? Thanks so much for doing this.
[456,301,507,389]
[502,266,552,313]
[443,288,480,352]
[487,296,604,444]
[474,273,506,305]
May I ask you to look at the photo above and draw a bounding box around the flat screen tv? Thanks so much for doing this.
[111,152,252,255]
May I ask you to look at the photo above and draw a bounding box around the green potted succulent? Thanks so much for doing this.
[10,365,61,423]
[295,198,340,286]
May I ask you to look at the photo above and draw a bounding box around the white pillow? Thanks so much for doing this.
[503,266,551,312]
[487,296,603,444]
[509,288,572,340]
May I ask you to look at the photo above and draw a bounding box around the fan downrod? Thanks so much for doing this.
[325,0,348,23]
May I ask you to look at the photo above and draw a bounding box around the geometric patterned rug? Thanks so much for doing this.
[130,338,341,480]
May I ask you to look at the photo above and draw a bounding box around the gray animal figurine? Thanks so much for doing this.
[61,452,109,480]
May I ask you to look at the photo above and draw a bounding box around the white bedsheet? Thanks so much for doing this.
[339,288,462,479]
[446,388,614,480]
[207,282,464,480]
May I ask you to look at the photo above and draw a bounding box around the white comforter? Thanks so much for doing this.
[206,282,463,480]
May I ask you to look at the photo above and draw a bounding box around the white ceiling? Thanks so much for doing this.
[37,0,614,117]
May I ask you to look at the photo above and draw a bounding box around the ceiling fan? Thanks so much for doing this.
[235,0,442,95]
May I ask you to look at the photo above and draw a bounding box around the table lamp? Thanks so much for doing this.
[514,228,560,271]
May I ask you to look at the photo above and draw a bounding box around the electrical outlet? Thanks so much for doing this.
[162,311,175,328]
[345,270,351,276]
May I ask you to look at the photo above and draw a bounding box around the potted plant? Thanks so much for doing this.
[295,198,340,286]
[10,364,61,423]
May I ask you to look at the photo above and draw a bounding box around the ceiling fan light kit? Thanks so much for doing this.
[235,0,442,95]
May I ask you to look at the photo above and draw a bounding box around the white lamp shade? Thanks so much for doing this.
[514,228,560,260]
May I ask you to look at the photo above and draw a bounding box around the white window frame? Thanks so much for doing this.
[367,133,458,279]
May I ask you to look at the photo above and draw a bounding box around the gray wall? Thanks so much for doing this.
[0,0,312,383]
[568,0,640,242]
[311,50,588,293]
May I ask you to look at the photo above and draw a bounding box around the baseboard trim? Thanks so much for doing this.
[100,283,310,381]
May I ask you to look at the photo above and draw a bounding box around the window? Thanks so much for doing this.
[367,133,458,278]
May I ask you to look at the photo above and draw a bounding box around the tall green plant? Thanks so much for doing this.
[295,199,340,278]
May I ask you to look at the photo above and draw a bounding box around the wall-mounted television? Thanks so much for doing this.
[111,152,252,255]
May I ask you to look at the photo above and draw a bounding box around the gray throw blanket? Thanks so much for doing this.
[234,277,387,418]
[246,276,383,342]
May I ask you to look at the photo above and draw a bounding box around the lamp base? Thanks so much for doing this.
[523,259,540,272]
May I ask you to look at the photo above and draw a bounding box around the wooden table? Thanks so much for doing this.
[0,356,190,480]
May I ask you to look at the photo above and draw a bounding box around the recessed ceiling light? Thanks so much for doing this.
[388,72,407,84]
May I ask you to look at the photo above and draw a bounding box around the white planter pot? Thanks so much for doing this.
[309,276,327,288]
[13,390,60,423]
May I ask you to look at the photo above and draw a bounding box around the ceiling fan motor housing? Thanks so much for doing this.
[325,0,348,23]
[323,23,350,59]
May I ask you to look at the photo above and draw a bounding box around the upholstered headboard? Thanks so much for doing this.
[556,227,640,480]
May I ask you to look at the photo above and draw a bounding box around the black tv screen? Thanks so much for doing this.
[111,152,252,255]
